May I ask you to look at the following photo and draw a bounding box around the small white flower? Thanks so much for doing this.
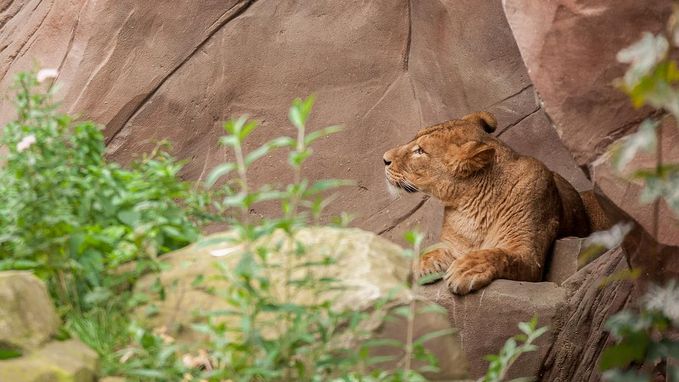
[36,68,58,83]
[16,134,36,152]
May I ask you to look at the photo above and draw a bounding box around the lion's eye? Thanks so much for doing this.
[414,147,425,155]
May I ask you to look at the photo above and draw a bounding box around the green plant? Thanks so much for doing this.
[192,98,445,381]
[598,8,679,382]
[113,97,453,381]
[0,71,199,312]
[65,307,132,375]
[480,317,548,382]
[600,282,679,382]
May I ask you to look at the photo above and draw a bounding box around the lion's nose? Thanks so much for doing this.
[383,157,392,166]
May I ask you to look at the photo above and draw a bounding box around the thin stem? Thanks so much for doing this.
[233,140,249,222]
[403,239,421,375]
[652,120,663,242]
[282,119,307,381]
[651,118,664,278]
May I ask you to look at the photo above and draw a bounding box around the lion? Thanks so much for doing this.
[382,111,591,295]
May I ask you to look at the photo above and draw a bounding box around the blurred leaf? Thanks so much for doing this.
[418,303,447,315]
[117,209,141,227]
[599,333,649,370]
[205,163,236,187]
[404,231,424,248]
[417,272,444,285]
[617,32,668,89]
[304,125,343,145]
[580,222,633,265]
[611,119,657,172]
[0,348,22,360]
[599,268,642,287]
[289,95,315,130]
[413,328,455,346]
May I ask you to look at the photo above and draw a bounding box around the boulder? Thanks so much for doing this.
[135,227,469,380]
[546,237,585,285]
[0,271,60,350]
[502,0,672,165]
[541,246,634,382]
[418,280,567,380]
[0,339,98,382]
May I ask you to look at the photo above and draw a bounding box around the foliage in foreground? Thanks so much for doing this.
[0,72,198,313]
[116,96,456,381]
[600,282,679,382]
[599,9,679,382]
[480,317,548,382]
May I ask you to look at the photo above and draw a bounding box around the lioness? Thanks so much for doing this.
[383,112,591,295]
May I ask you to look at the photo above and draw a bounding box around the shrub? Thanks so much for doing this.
[0,71,198,312]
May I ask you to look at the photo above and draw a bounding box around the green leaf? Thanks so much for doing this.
[404,231,424,248]
[244,137,293,166]
[304,125,343,145]
[305,179,353,195]
[599,268,642,287]
[617,32,668,89]
[224,115,248,136]
[417,303,448,315]
[239,120,258,141]
[611,119,657,172]
[288,149,312,167]
[117,209,141,226]
[392,305,412,318]
[205,163,236,187]
[417,272,444,285]
[414,328,455,345]
[0,348,22,360]
[599,335,649,370]
[289,95,315,130]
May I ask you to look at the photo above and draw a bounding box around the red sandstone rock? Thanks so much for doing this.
[0,0,588,246]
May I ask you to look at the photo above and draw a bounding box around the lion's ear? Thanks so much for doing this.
[453,141,495,176]
[462,111,497,133]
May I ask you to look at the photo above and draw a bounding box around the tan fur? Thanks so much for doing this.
[383,112,591,295]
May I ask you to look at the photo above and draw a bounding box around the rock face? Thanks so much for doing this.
[419,280,567,379]
[502,0,670,165]
[0,271,60,350]
[591,116,679,246]
[0,0,589,247]
[503,0,679,247]
[135,227,469,380]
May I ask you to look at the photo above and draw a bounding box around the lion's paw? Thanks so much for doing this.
[444,254,496,295]
[414,249,455,282]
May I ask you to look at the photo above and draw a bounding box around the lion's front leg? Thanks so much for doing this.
[444,248,539,295]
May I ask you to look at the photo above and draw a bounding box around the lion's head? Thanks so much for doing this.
[383,112,500,201]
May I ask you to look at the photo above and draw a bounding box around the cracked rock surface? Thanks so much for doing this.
[0,0,588,245]
[503,0,679,246]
